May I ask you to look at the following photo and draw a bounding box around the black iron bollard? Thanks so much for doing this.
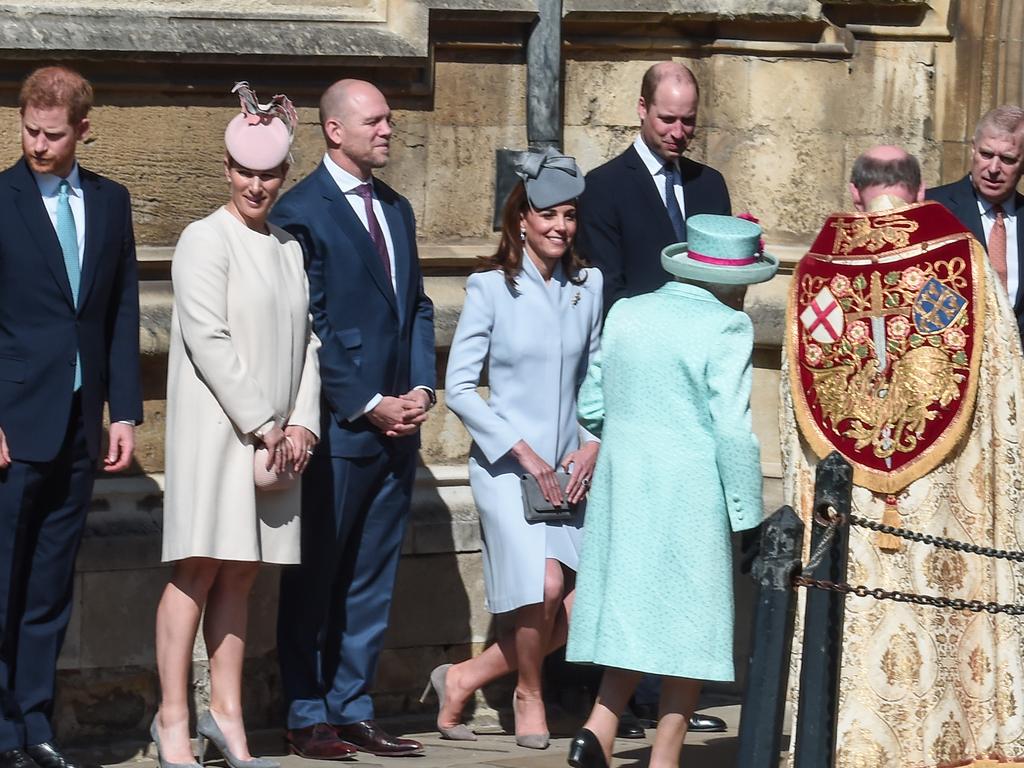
[736,505,805,768]
[793,451,853,768]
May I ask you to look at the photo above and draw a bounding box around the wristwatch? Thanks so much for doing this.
[420,387,437,410]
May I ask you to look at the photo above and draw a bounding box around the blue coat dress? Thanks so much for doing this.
[566,282,763,680]
[445,257,603,613]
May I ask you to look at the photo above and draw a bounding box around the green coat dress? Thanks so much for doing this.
[566,281,764,681]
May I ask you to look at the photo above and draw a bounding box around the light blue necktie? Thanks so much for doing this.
[56,179,82,390]
[663,163,686,241]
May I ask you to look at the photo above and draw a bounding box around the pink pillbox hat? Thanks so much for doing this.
[224,81,298,171]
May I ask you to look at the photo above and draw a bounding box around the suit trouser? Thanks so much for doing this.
[278,443,416,729]
[0,396,93,750]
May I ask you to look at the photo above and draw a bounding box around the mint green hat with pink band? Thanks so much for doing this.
[661,214,779,285]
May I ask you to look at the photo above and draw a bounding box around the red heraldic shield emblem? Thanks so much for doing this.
[787,201,986,494]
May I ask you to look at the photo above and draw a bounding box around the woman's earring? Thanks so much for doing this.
[520,229,526,242]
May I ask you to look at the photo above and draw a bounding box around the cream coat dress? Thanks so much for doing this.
[162,206,321,564]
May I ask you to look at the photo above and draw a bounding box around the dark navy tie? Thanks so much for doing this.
[663,163,686,241]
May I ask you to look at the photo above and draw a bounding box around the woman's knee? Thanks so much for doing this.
[169,557,222,598]
[213,560,261,592]
[542,561,565,606]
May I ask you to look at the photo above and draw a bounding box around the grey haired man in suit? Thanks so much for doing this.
[927,105,1024,343]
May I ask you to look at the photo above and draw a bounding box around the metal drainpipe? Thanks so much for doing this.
[527,0,562,149]
[493,0,562,226]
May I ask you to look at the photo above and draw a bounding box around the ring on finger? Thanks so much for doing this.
[581,478,590,487]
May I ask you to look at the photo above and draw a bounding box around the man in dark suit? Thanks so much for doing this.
[575,60,730,735]
[927,105,1024,342]
[579,60,732,312]
[272,79,436,759]
[0,67,141,768]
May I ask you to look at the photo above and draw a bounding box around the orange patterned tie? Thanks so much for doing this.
[989,204,1008,291]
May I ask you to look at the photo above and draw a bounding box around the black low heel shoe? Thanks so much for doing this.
[567,728,608,768]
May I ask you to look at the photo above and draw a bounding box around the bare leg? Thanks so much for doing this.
[155,558,221,763]
[203,560,261,760]
[582,667,642,764]
[649,676,700,768]
[440,561,575,733]
[512,559,565,736]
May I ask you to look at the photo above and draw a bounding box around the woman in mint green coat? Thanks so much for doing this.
[565,215,778,768]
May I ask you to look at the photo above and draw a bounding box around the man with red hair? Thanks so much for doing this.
[0,66,141,768]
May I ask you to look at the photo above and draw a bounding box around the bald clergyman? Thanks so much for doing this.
[780,145,1024,767]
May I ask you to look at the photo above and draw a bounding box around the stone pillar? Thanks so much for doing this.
[934,0,1024,181]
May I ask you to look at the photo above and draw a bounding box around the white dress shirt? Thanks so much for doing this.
[633,135,686,220]
[33,163,85,267]
[977,195,1019,306]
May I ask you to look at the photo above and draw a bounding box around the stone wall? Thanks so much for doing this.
[0,0,1018,747]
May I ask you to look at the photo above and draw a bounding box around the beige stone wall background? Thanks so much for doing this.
[0,0,1021,748]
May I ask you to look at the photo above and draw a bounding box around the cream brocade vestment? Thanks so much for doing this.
[781,214,1024,766]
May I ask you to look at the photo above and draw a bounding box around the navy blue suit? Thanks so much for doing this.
[272,162,435,728]
[926,175,1024,343]
[578,145,731,312]
[0,158,141,749]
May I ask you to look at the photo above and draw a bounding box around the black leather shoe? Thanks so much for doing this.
[0,751,38,768]
[25,744,82,768]
[333,721,424,757]
[615,710,645,739]
[567,728,608,768]
[688,712,727,732]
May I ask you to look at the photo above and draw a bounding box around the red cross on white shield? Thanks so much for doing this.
[800,287,844,343]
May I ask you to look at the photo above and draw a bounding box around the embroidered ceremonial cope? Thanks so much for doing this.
[781,200,1024,768]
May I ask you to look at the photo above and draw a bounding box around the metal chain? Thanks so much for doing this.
[802,520,838,573]
[793,575,1024,616]
[849,514,1024,563]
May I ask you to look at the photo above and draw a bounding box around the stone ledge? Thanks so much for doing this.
[562,0,822,20]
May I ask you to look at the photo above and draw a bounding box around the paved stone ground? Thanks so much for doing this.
[96,705,743,768]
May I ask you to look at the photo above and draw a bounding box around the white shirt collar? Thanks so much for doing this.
[31,162,82,198]
[323,152,372,195]
[633,135,675,178]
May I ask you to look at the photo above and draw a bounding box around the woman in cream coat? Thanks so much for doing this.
[427,149,602,748]
[153,87,320,768]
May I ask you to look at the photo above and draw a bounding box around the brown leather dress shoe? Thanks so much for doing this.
[334,721,424,757]
[286,723,358,760]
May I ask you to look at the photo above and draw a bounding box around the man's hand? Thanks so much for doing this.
[104,422,135,472]
[400,388,432,412]
[0,426,10,470]
[367,396,426,438]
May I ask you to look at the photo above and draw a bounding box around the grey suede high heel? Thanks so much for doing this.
[419,663,478,741]
[150,716,202,768]
[196,710,279,768]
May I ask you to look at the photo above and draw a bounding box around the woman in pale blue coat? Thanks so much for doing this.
[425,149,602,748]
[565,215,778,768]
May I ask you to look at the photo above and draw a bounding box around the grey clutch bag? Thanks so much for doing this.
[520,470,578,523]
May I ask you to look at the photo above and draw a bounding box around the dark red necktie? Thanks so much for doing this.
[354,183,393,287]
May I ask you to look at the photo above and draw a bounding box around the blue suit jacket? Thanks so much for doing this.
[926,174,1024,342]
[270,162,436,458]
[577,145,731,312]
[0,158,142,463]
